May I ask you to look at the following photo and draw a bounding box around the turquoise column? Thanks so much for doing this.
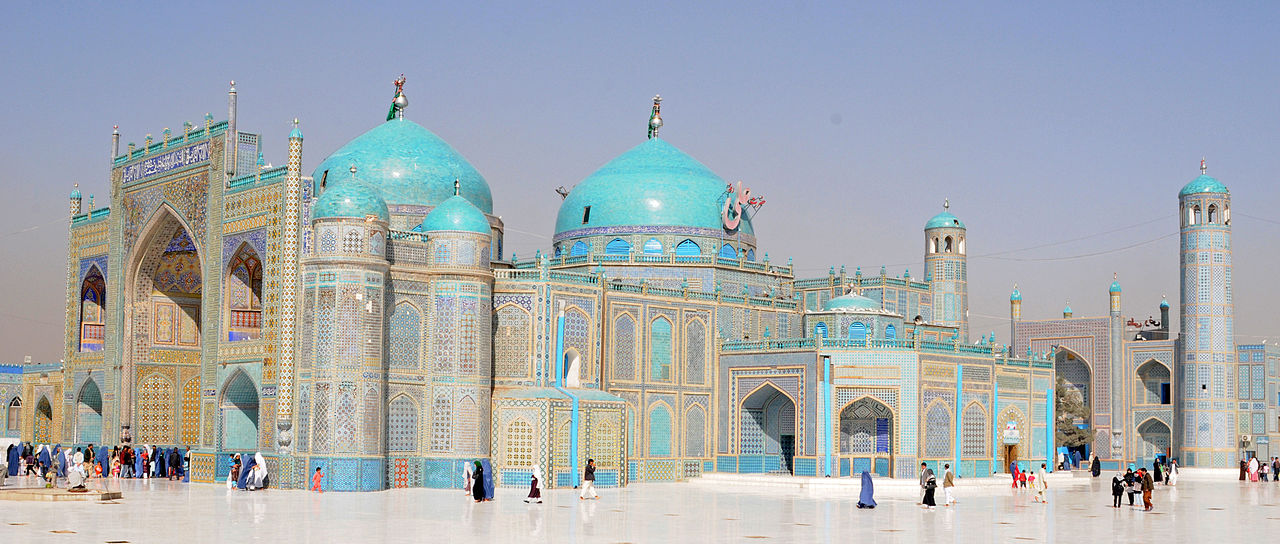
[823,355,833,477]
[954,365,963,473]
[1046,387,1054,473]
[552,302,581,487]
[992,378,1000,473]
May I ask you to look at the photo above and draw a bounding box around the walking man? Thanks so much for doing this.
[1140,467,1155,511]
[579,458,598,500]
[942,463,956,506]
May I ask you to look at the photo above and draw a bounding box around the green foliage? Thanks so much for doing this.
[1055,377,1092,448]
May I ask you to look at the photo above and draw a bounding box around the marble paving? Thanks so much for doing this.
[0,470,1277,543]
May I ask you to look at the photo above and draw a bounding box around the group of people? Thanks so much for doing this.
[463,458,602,504]
[223,452,269,490]
[1111,465,1157,510]
[1241,456,1280,482]
[1006,462,1050,501]
[916,462,959,508]
[4,442,189,488]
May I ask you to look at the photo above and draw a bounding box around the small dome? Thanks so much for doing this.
[1109,280,1122,293]
[70,187,82,199]
[421,194,489,234]
[1063,304,1073,314]
[313,178,389,222]
[925,211,965,230]
[822,293,882,312]
[1179,174,1228,197]
[290,125,304,139]
[312,118,492,213]
[555,137,753,237]
[1010,288,1022,302]
[1160,298,1170,309]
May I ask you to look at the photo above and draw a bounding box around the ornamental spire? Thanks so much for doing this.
[648,94,663,139]
[943,198,949,211]
[1200,157,1207,175]
[387,74,408,121]
[454,178,461,196]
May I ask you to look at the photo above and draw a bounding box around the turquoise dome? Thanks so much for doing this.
[312,118,492,213]
[1109,280,1122,293]
[1160,298,1170,309]
[925,211,965,229]
[421,194,489,234]
[554,138,753,237]
[70,187,81,199]
[822,294,881,312]
[290,125,304,139]
[1179,174,1228,197]
[1063,304,1073,314]
[313,178,389,222]
[1010,288,1022,302]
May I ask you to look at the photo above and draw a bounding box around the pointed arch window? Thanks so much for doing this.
[650,317,673,381]
[884,324,897,340]
[6,397,20,431]
[675,239,700,257]
[944,236,953,253]
[718,243,737,259]
[643,238,663,254]
[226,244,263,341]
[1207,204,1217,223]
[570,241,589,257]
[605,238,631,255]
[1192,205,1201,225]
[848,322,867,343]
[79,266,106,352]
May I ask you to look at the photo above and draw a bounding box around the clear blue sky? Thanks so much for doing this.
[2,1,1279,363]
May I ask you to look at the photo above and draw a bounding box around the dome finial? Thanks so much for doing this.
[387,74,408,121]
[349,164,357,177]
[943,198,949,211]
[648,94,663,139]
[454,178,461,196]
[1200,157,1207,175]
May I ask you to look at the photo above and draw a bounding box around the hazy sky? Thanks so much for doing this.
[2,1,1279,364]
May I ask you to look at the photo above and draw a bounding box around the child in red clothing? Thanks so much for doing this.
[311,466,324,493]
[1018,471,1028,488]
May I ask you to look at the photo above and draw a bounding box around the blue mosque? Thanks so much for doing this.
[2,79,1276,490]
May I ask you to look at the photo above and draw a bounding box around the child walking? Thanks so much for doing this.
[312,466,324,493]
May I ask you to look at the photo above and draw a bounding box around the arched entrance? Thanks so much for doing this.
[740,384,796,474]
[1055,348,1092,463]
[33,396,53,443]
[76,379,104,444]
[1137,418,1171,467]
[219,371,259,451]
[997,407,1028,473]
[563,348,582,388]
[121,207,205,441]
[839,397,893,477]
[1136,360,1171,405]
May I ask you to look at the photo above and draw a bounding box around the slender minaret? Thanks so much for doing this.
[1108,275,1123,459]
[277,118,304,454]
[111,125,120,160]
[70,184,82,216]
[226,80,238,178]
[1009,284,1022,356]
[1177,158,1233,467]
[924,199,969,339]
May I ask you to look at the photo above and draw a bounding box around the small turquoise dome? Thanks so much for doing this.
[1109,280,1122,293]
[925,211,965,230]
[313,179,389,222]
[555,137,753,237]
[312,118,492,213]
[290,125,304,139]
[70,187,81,199]
[420,194,489,234]
[1010,288,1022,302]
[1160,298,1170,309]
[822,293,881,312]
[1179,174,1228,197]
[1063,304,1073,314]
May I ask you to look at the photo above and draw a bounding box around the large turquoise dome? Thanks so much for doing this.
[1179,174,1228,197]
[822,294,882,312]
[311,118,492,213]
[421,194,489,234]
[312,178,389,222]
[554,137,753,237]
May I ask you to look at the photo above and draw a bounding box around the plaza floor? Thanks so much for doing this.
[1,470,1278,543]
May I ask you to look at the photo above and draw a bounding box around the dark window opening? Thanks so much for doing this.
[320,170,328,190]
[1160,383,1171,405]
[582,206,591,224]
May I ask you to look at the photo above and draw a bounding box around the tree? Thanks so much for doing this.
[1055,377,1092,448]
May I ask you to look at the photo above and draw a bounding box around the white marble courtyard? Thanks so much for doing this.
[1,470,1277,543]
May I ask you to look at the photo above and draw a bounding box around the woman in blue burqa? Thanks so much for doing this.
[6,444,18,476]
[857,471,877,508]
[237,454,257,489]
[471,461,486,502]
[97,446,109,477]
[481,459,495,500]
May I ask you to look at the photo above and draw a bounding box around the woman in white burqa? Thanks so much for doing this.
[247,452,269,490]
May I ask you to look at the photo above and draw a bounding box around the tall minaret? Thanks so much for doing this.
[1108,275,1123,459]
[1177,158,1233,467]
[277,119,304,454]
[226,80,238,178]
[111,125,120,160]
[1009,284,1022,356]
[924,199,968,340]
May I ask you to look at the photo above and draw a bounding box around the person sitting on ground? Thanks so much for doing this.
[66,452,88,491]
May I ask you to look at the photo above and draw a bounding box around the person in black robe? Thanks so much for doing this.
[1090,455,1101,477]
[471,461,485,502]
[1153,462,1163,483]
[922,472,937,508]
[1111,474,1124,507]
[169,448,181,480]
[155,447,167,478]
